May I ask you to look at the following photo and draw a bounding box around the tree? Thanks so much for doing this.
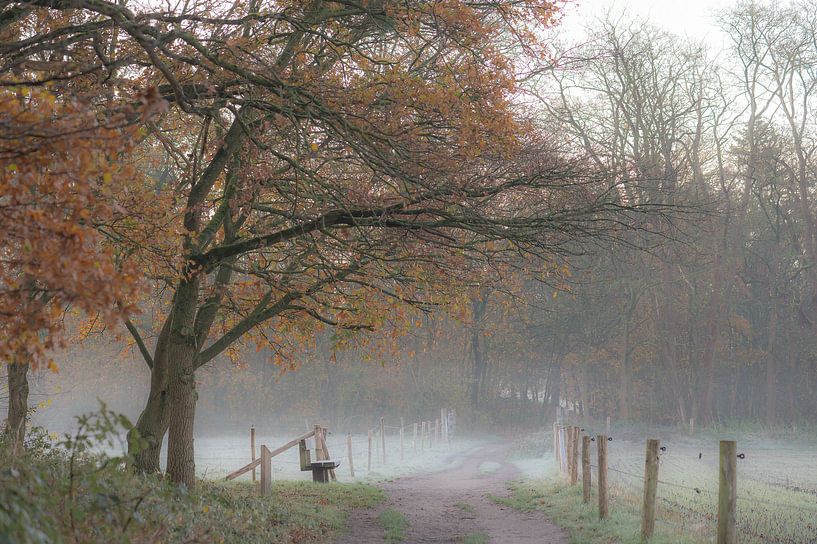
[4,0,657,487]
[0,3,173,450]
[0,85,151,451]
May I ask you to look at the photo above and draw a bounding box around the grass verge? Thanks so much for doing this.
[461,531,489,543]
[490,477,704,544]
[378,508,410,542]
[0,409,385,544]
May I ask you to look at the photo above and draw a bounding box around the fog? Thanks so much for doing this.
[4,0,817,542]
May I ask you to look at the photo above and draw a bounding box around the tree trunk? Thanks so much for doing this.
[619,314,631,421]
[166,355,197,487]
[765,301,778,426]
[129,371,169,473]
[129,319,173,473]
[698,257,726,425]
[129,279,199,486]
[469,295,488,410]
[162,279,200,488]
[5,360,29,454]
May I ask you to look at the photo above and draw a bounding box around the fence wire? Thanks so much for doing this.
[554,427,817,543]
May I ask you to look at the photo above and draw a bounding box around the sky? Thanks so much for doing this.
[559,0,739,49]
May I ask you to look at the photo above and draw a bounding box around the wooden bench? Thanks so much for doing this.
[309,459,341,482]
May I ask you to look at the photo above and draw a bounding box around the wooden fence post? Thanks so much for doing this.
[347,433,355,478]
[251,426,256,483]
[556,425,567,474]
[598,434,609,519]
[689,417,695,436]
[582,435,591,503]
[606,416,611,436]
[367,429,373,472]
[559,426,567,474]
[420,421,425,451]
[718,440,737,544]
[400,418,405,462]
[260,445,271,496]
[553,423,559,464]
[413,422,418,452]
[441,408,446,442]
[317,425,336,481]
[641,438,660,542]
[570,427,579,485]
[564,426,573,478]
[380,417,386,464]
[314,425,325,460]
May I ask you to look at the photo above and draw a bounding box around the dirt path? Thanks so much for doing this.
[335,443,568,544]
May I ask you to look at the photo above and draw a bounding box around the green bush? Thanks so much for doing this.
[0,404,382,544]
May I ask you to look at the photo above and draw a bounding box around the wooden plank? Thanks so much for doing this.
[225,457,262,481]
[400,418,405,462]
[299,439,311,471]
[718,440,737,544]
[269,429,316,459]
[641,438,660,541]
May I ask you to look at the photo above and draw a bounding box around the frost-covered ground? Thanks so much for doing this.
[191,431,488,482]
[511,425,817,543]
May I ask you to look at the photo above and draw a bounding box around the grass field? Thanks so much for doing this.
[156,431,485,483]
[510,423,817,543]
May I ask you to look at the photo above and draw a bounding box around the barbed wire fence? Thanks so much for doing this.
[552,422,817,543]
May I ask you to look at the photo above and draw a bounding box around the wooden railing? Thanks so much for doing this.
[225,425,335,495]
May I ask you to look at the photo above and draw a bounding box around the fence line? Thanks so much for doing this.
[230,407,457,494]
[553,421,817,543]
